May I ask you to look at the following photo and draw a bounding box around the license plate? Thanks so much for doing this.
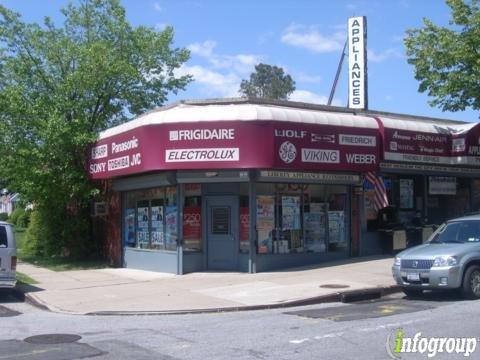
[407,273,420,281]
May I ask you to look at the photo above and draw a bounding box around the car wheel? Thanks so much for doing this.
[462,265,480,300]
[402,288,423,297]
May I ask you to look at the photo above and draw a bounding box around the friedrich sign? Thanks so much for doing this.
[348,16,367,109]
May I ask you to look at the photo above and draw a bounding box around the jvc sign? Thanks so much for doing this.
[348,16,367,109]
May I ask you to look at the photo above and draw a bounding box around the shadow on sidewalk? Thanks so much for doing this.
[260,255,394,274]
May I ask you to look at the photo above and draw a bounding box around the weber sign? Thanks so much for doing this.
[348,16,367,109]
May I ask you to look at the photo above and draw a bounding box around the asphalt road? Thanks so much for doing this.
[1,290,479,359]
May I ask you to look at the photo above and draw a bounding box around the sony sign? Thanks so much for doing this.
[348,16,367,109]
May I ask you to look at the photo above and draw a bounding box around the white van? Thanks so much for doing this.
[0,221,17,288]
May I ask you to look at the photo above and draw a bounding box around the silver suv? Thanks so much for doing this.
[392,214,480,299]
[0,221,17,289]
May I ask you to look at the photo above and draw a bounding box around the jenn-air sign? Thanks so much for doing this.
[348,16,367,109]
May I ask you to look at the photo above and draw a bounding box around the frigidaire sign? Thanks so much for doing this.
[348,16,368,110]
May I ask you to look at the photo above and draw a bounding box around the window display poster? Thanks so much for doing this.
[282,196,301,230]
[151,206,164,246]
[165,206,177,250]
[304,212,326,252]
[256,195,275,231]
[137,206,149,245]
[429,176,456,195]
[400,179,414,209]
[328,211,345,244]
[310,202,328,214]
[185,184,201,196]
[183,207,201,249]
[257,229,272,253]
[239,207,250,251]
[124,208,136,246]
[364,190,378,220]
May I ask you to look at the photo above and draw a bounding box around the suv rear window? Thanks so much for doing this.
[0,226,7,248]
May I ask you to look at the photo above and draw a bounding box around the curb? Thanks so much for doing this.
[12,283,402,316]
[11,286,51,312]
[85,285,403,316]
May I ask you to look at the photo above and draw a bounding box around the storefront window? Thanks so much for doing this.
[427,177,470,224]
[183,184,202,252]
[325,185,347,251]
[124,187,177,251]
[255,183,348,254]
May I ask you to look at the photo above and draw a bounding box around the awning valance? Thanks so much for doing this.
[89,103,380,179]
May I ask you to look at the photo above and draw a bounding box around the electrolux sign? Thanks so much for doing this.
[166,127,240,163]
[348,16,367,109]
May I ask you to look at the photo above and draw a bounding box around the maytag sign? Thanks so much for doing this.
[348,16,368,109]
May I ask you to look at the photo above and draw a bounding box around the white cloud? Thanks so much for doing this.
[177,65,241,97]
[153,2,162,11]
[188,40,217,57]
[367,48,403,62]
[290,90,328,105]
[187,40,262,75]
[281,24,345,53]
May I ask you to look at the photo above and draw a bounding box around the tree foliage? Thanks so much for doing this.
[0,0,191,258]
[404,0,480,114]
[239,63,296,100]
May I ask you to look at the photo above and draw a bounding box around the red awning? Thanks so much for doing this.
[89,103,380,179]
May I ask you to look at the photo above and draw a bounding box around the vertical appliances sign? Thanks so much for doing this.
[348,16,367,110]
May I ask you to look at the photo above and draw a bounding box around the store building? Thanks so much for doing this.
[89,98,480,274]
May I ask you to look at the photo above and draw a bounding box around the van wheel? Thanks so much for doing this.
[462,265,480,300]
[402,288,423,297]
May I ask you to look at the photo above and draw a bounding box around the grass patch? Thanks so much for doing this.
[19,256,109,272]
[16,271,38,285]
[14,226,109,272]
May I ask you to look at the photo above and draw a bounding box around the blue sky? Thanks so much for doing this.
[1,0,478,122]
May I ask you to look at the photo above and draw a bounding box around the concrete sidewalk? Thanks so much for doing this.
[15,256,398,315]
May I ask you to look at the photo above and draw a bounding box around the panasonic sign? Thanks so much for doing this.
[348,16,367,109]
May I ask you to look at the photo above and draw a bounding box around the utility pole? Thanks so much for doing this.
[327,40,347,106]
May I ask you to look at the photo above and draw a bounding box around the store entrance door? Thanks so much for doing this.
[206,196,238,270]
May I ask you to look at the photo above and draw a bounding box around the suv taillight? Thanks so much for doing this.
[11,256,17,271]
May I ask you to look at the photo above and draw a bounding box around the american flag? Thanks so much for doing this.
[366,172,389,211]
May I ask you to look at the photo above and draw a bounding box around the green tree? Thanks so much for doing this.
[0,0,191,258]
[405,0,480,113]
[239,63,296,100]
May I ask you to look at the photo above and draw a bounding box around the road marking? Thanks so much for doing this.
[359,319,423,332]
[0,347,62,359]
[289,338,310,344]
[376,305,406,314]
[314,332,345,340]
[290,332,346,345]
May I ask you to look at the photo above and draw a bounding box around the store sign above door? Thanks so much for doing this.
[259,170,362,185]
[88,121,380,179]
[383,127,451,165]
[273,123,379,172]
